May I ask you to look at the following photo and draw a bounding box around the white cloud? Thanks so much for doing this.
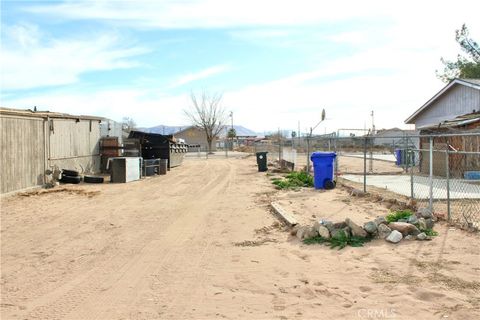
[1,88,191,127]
[24,0,480,32]
[1,24,148,90]
[169,64,232,88]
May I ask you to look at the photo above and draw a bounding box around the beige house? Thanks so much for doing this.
[174,126,217,152]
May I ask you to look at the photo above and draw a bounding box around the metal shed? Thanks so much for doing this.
[0,107,104,194]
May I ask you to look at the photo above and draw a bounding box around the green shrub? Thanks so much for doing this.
[303,230,372,250]
[386,210,413,223]
[272,171,314,189]
[420,228,439,236]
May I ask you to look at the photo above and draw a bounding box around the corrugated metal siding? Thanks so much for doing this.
[0,116,45,193]
[1,115,103,193]
[415,85,480,128]
[48,119,100,173]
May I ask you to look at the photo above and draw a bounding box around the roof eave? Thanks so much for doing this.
[404,79,480,124]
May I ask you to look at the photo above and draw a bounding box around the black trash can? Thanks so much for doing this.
[256,152,268,172]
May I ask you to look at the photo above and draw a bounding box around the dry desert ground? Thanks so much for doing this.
[1,156,479,320]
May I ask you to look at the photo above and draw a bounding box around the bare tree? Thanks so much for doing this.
[122,117,137,134]
[184,91,226,154]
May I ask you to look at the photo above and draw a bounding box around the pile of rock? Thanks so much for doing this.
[292,208,436,244]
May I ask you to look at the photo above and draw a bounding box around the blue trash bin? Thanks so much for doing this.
[310,152,337,190]
[395,149,402,166]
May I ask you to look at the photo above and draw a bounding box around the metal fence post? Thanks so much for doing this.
[334,133,338,180]
[306,136,310,174]
[410,148,414,200]
[429,137,433,211]
[446,149,451,222]
[363,137,367,193]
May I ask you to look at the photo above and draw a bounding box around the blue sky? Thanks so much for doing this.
[1,0,479,133]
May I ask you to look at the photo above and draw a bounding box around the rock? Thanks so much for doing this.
[417,207,433,219]
[425,218,434,229]
[318,226,331,239]
[296,226,310,240]
[378,224,392,239]
[363,221,378,234]
[331,228,349,239]
[386,230,403,243]
[342,227,352,237]
[388,222,421,236]
[322,221,335,233]
[407,215,418,225]
[345,218,367,238]
[351,188,366,197]
[416,232,427,240]
[374,216,387,226]
[417,218,427,230]
[333,221,347,229]
[303,227,318,240]
[290,225,301,236]
[407,198,417,208]
[404,235,414,240]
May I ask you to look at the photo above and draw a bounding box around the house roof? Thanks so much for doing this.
[0,107,104,121]
[417,112,480,130]
[173,126,201,135]
[405,78,480,124]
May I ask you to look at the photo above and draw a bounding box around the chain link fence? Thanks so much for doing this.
[255,131,480,230]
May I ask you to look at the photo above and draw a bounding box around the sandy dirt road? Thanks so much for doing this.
[1,157,479,320]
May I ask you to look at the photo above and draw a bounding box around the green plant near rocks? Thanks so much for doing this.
[303,230,372,250]
[420,228,439,236]
[385,210,413,223]
[271,171,314,189]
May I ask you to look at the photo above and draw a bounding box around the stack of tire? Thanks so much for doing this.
[60,169,81,184]
[60,169,104,184]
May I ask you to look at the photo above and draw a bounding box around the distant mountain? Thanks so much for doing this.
[138,124,259,137]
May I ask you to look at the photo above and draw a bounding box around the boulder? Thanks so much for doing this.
[343,226,352,237]
[363,221,378,234]
[404,235,414,240]
[416,232,427,240]
[417,218,427,230]
[351,188,366,197]
[388,222,420,236]
[303,227,318,240]
[417,207,433,219]
[407,215,418,225]
[425,218,434,229]
[386,230,403,243]
[313,221,331,239]
[322,221,335,233]
[290,225,301,236]
[332,228,349,239]
[317,225,331,239]
[378,224,392,239]
[374,216,387,226]
[296,226,310,240]
[345,218,367,238]
[333,221,347,229]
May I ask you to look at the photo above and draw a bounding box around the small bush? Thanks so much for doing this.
[272,171,314,189]
[420,228,439,236]
[303,230,372,250]
[386,210,413,223]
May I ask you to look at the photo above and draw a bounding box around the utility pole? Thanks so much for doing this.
[229,111,234,150]
[306,109,326,175]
